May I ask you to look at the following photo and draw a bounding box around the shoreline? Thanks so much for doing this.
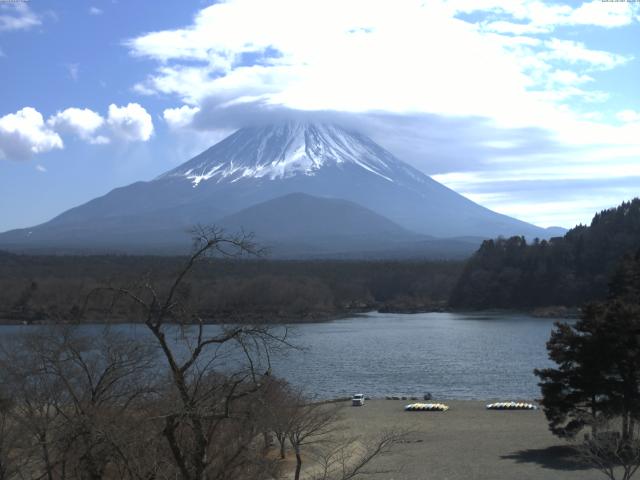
[0,306,579,325]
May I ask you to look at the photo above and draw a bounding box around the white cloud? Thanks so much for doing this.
[89,7,103,16]
[547,70,593,85]
[467,0,638,32]
[433,154,640,228]
[483,20,550,35]
[541,39,631,70]
[132,82,156,96]
[468,197,617,229]
[0,102,155,160]
[91,135,110,145]
[126,0,634,131]
[0,3,41,32]
[569,0,637,28]
[616,110,640,123]
[106,103,154,142]
[434,155,640,186]
[617,110,640,123]
[35,164,47,173]
[47,107,107,143]
[0,107,63,161]
[163,105,201,129]
[65,63,79,82]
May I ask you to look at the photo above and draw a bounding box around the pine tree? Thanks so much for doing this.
[535,250,640,441]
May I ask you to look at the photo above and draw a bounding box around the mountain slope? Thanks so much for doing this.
[216,192,419,256]
[218,192,414,240]
[217,193,483,258]
[0,122,561,255]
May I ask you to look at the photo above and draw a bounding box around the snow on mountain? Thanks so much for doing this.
[159,122,422,187]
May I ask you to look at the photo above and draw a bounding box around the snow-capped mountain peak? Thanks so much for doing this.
[0,120,560,253]
[161,122,407,187]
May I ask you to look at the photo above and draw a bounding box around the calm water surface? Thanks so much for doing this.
[0,312,565,400]
[271,312,562,400]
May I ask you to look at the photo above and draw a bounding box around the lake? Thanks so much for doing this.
[0,311,565,400]
[271,311,562,400]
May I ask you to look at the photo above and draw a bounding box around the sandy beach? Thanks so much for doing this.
[337,399,603,480]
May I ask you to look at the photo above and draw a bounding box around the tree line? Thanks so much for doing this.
[0,250,462,324]
[450,198,640,310]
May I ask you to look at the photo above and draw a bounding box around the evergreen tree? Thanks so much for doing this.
[535,251,640,442]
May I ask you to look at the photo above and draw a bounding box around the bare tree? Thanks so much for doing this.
[260,377,296,459]
[0,391,21,480]
[578,418,640,480]
[287,398,342,480]
[0,326,160,480]
[308,430,407,480]
[0,332,69,480]
[38,327,157,480]
[86,226,290,480]
[283,391,407,480]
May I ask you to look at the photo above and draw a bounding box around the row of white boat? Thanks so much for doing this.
[486,402,538,410]
[404,401,538,412]
[404,403,450,411]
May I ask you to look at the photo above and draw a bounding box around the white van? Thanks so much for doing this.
[352,393,365,406]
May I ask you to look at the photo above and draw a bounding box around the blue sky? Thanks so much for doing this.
[1,0,639,231]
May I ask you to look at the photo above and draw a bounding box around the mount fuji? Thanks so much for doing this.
[0,122,563,257]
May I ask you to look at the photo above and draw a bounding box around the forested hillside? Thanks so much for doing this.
[450,198,640,309]
[0,253,462,323]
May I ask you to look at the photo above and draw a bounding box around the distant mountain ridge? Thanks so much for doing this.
[0,122,564,256]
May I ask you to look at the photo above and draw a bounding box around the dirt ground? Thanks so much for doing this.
[335,399,606,480]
